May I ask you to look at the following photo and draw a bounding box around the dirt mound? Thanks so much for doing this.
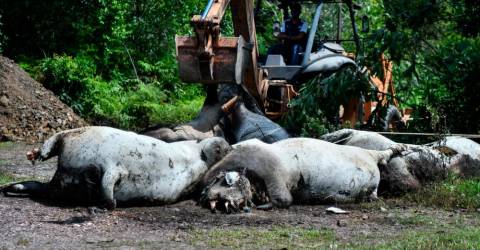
[0,56,87,143]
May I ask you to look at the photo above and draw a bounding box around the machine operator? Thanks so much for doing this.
[268,3,308,65]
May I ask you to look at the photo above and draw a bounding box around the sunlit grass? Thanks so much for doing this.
[0,171,18,185]
[190,226,336,249]
[358,226,480,249]
[402,174,480,210]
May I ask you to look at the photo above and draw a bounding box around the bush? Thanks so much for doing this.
[34,55,202,130]
[283,66,370,137]
[40,55,96,114]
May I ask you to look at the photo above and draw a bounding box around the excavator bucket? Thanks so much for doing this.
[176,35,249,84]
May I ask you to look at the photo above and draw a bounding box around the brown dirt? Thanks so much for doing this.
[0,56,87,143]
[1,143,479,249]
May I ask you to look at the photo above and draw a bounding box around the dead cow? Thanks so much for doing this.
[320,129,480,194]
[3,126,231,209]
[200,138,406,212]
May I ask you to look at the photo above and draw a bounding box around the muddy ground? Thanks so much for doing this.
[1,142,479,249]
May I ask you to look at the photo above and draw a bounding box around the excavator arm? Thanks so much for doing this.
[176,0,260,99]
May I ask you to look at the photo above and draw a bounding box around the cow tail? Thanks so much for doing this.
[39,127,85,160]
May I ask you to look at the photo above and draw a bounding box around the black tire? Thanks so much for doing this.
[381,105,406,131]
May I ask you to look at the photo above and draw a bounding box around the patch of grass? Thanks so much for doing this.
[149,96,204,127]
[403,174,480,210]
[367,226,480,249]
[0,142,15,150]
[190,226,336,249]
[0,171,18,185]
[396,214,435,226]
[342,211,480,249]
[16,238,30,247]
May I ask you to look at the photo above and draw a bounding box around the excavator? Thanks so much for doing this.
[175,0,404,130]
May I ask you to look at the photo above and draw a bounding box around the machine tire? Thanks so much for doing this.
[381,105,406,131]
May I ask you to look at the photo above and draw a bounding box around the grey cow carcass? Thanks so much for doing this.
[2,126,231,209]
[321,129,480,194]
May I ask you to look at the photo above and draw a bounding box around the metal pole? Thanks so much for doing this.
[345,0,360,54]
[302,1,323,66]
[336,2,343,43]
[376,131,480,139]
[201,0,215,20]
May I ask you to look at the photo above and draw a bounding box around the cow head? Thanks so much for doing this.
[200,170,253,213]
[200,137,232,167]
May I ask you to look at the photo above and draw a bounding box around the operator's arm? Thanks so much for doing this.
[282,32,306,42]
[277,21,307,42]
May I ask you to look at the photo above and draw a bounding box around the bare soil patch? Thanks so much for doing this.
[1,143,479,249]
[0,56,87,143]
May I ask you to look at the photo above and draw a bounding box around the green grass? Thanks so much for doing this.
[149,96,204,127]
[0,171,18,185]
[0,142,15,150]
[189,222,480,250]
[403,175,480,210]
[190,226,336,249]
[359,226,480,249]
[396,214,436,226]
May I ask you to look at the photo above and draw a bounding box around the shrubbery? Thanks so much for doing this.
[33,55,203,129]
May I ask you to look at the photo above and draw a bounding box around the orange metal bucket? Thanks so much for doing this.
[175,36,239,84]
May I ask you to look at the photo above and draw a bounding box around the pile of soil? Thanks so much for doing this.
[0,56,87,143]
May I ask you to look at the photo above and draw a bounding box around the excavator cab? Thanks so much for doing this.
[176,0,358,84]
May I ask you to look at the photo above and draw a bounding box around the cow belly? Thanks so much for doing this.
[296,160,379,203]
[113,162,207,203]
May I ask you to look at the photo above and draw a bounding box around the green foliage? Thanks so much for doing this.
[32,54,202,129]
[284,66,370,137]
[254,0,281,55]
[422,36,480,133]
[40,56,96,113]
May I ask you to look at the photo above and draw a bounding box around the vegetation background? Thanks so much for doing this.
[0,0,478,135]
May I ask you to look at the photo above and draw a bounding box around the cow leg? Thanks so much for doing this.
[368,188,379,201]
[101,167,124,210]
[2,181,48,197]
[374,144,408,165]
